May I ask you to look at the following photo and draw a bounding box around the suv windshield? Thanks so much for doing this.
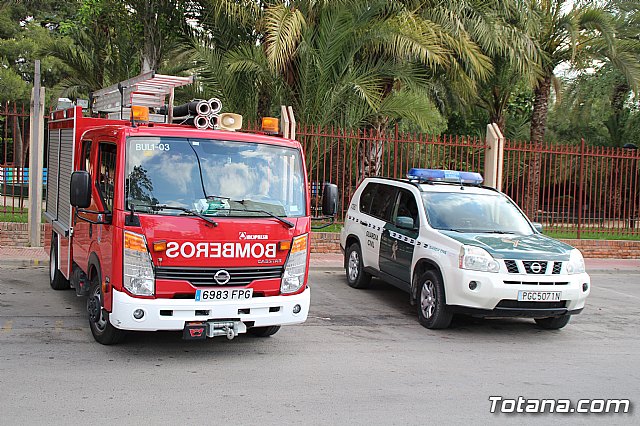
[422,191,534,235]
[125,137,306,217]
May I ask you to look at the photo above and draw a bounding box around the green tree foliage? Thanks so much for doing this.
[0,1,76,102]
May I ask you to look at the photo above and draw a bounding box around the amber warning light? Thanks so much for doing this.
[261,117,279,134]
[131,105,150,123]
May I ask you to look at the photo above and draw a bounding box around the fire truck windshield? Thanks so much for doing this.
[125,137,306,217]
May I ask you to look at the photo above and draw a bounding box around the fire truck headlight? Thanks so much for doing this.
[281,234,308,294]
[123,231,155,296]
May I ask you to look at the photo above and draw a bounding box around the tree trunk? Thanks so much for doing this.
[358,118,387,180]
[524,75,552,218]
[530,75,551,143]
[139,1,161,73]
[14,116,24,167]
[490,112,506,135]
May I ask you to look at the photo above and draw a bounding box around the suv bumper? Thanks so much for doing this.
[449,305,583,318]
[109,287,310,331]
[444,270,590,316]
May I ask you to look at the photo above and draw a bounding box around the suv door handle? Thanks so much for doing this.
[360,221,369,227]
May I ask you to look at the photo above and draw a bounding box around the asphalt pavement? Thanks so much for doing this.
[0,263,638,425]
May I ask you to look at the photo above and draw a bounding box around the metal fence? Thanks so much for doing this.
[298,125,486,219]
[2,101,639,238]
[0,103,31,214]
[503,138,640,238]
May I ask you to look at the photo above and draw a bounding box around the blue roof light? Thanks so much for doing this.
[407,168,484,185]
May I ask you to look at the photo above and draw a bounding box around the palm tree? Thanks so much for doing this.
[528,0,638,143]
[523,0,640,216]
[40,1,141,97]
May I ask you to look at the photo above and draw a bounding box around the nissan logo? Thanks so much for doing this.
[214,270,231,285]
[530,262,542,274]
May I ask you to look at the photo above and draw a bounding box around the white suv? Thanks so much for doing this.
[340,169,590,329]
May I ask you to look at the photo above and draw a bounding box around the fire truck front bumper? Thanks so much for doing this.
[108,287,310,332]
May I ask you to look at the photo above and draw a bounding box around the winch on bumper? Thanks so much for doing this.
[107,287,310,338]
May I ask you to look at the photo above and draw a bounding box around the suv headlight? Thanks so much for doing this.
[281,234,308,294]
[566,249,586,274]
[123,231,155,296]
[459,245,500,273]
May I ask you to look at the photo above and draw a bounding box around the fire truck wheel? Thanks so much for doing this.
[345,243,372,289]
[248,326,281,337]
[49,236,70,290]
[535,315,571,330]
[88,273,124,345]
[416,270,452,329]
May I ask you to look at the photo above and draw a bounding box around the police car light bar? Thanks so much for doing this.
[407,168,484,185]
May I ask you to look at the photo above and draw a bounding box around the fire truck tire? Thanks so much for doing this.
[88,272,124,345]
[534,315,571,330]
[248,325,281,337]
[345,243,371,289]
[416,270,452,329]
[49,236,70,290]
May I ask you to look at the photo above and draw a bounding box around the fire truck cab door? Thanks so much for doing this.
[73,141,117,275]
[72,140,94,271]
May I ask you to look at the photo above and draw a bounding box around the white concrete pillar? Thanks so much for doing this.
[484,123,504,191]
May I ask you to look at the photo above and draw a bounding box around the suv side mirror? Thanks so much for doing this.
[70,171,91,208]
[532,222,543,233]
[396,216,415,230]
[322,183,338,216]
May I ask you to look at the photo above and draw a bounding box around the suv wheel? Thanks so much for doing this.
[345,243,371,289]
[535,315,571,330]
[416,270,452,329]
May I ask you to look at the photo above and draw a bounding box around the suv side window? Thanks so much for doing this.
[394,189,419,227]
[369,184,397,222]
[359,183,376,213]
[97,143,117,212]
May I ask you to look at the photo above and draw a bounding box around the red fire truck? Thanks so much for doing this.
[45,73,337,344]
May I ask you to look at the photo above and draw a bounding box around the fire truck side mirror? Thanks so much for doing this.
[322,183,339,217]
[70,171,92,208]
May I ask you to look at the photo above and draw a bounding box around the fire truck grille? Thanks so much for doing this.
[155,266,283,286]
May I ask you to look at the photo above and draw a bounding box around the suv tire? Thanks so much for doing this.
[345,243,372,289]
[535,315,571,330]
[416,270,452,329]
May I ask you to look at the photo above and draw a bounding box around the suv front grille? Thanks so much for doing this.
[522,261,549,274]
[504,260,519,273]
[504,260,565,275]
[156,266,283,286]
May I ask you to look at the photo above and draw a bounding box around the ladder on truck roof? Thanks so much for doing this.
[90,71,193,121]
